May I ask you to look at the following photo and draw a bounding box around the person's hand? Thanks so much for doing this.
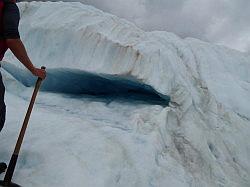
[32,67,46,80]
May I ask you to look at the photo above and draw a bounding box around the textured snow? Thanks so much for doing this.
[0,1,250,187]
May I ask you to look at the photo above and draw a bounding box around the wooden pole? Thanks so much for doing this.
[0,67,45,187]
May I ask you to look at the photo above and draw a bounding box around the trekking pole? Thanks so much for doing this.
[0,67,46,187]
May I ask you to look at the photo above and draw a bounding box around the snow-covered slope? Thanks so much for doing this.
[1,1,250,187]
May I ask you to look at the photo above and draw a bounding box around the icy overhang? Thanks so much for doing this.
[2,63,170,106]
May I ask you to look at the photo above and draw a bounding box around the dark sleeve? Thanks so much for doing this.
[3,3,20,39]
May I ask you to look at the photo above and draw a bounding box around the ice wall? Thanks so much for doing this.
[4,2,249,118]
[2,2,250,186]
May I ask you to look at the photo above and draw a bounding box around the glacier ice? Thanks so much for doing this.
[2,62,170,106]
[0,1,250,187]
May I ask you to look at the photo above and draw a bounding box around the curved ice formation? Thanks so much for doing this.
[2,62,170,105]
[1,1,250,187]
[3,2,249,118]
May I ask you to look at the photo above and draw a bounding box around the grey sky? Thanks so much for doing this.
[80,0,250,52]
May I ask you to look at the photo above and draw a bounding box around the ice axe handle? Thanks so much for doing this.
[2,66,46,186]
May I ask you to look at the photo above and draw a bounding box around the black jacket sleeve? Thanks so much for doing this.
[3,2,20,39]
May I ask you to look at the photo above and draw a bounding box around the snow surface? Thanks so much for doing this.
[0,1,250,187]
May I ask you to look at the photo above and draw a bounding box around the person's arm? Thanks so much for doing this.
[3,2,46,79]
[6,39,35,73]
[6,39,45,79]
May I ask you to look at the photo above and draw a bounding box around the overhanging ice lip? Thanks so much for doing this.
[2,63,170,106]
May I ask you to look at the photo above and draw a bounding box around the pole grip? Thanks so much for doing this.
[38,66,46,81]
